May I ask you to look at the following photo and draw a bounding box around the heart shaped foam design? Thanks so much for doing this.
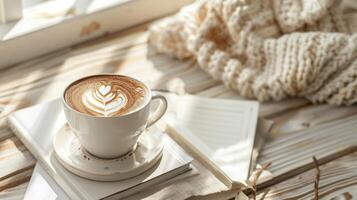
[82,84,127,116]
[98,85,111,97]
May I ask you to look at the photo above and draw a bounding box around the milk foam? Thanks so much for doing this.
[82,85,128,117]
[64,75,147,117]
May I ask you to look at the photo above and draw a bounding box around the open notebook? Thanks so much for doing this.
[164,94,263,188]
[8,99,193,200]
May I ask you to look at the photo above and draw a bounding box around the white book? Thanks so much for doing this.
[164,95,260,188]
[7,99,192,200]
[24,164,70,200]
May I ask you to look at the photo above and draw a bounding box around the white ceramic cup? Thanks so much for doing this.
[62,74,167,159]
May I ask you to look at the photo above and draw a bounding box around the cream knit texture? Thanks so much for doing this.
[148,0,357,105]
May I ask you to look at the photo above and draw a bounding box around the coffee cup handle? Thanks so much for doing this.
[146,92,168,128]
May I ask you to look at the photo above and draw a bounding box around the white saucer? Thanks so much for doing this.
[53,124,164,181]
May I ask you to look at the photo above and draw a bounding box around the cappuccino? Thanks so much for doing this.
[64,75,148,117]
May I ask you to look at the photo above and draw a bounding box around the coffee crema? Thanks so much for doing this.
[64,75,148,117]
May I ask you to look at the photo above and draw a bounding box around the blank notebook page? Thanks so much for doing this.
[167,95,259,182]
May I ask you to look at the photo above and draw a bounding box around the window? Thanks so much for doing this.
[0,0,22,23]
[0,0,193,68]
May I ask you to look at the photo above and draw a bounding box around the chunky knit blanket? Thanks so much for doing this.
[148,0,357,105]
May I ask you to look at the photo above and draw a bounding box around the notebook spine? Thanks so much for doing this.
[165,121,243,189]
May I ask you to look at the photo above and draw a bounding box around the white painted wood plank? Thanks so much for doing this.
[270,104,357,137]
[257,152,357,199]
[0,182,28,200]
[257,115,357,184]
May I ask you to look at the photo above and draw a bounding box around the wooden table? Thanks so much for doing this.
[1,23,357,199]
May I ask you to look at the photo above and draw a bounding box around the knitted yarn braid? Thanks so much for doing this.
[148,0,357,105]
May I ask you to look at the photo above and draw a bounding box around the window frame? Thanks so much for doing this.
[0,0,192,69]
[0,0,23,24]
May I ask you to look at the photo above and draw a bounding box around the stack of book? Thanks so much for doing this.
[8,99,193,200]
[8,94,272,199]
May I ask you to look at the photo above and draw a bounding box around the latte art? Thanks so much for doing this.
[65,75,148,117]
[82,85,128,116]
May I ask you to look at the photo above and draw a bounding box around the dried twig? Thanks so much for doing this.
[250,162,272,200]
[312,156,320,200]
